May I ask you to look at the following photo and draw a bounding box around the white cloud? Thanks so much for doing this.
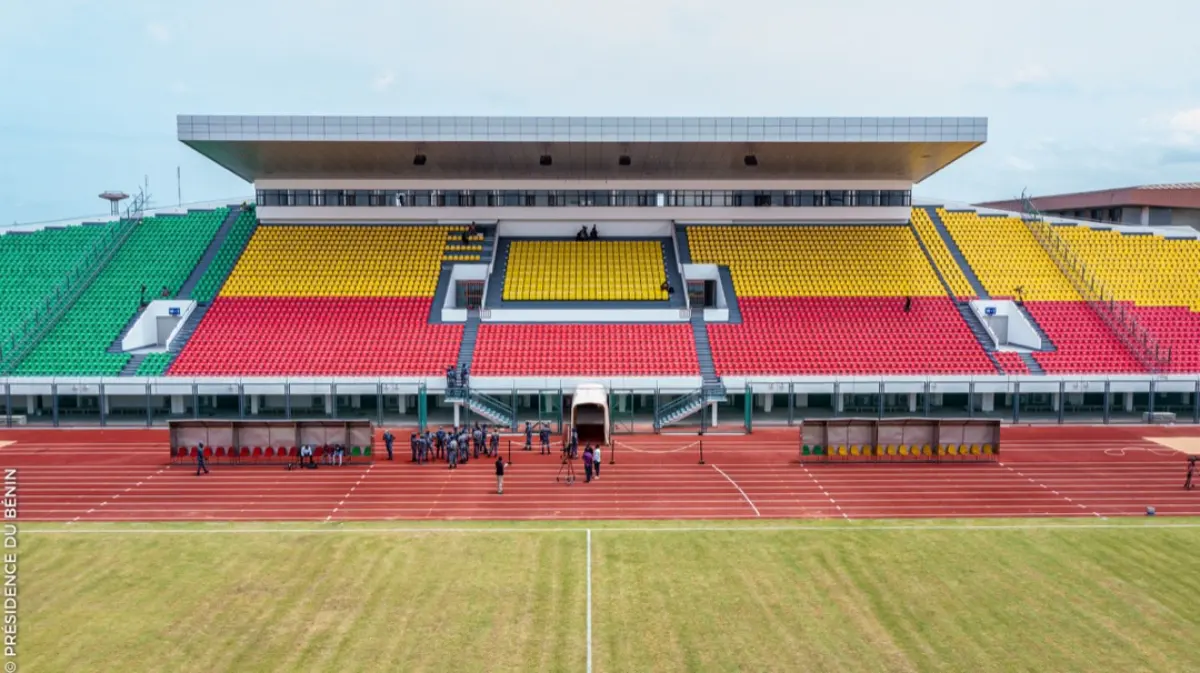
[1168,108,1200,143]
[1005,155,1036,172]
[372,72,395,92]
[996,64,1052,89]
[146,22,171,44]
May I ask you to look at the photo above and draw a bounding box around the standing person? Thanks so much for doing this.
[495,455,508,494]
[524,422,533,452]
[1186,456,1197,490]
[196,442,210,476]
[539,424,552,455]
[473,426,484,459]
[904,296,912,313]
[410,433,418,462]
[570,427,579,459]
[383,429,394,461]
[448,436,459,469]
[490,430,500,458]
[592,443,602,480]
[582,446,594,483]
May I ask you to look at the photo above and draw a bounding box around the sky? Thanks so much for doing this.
[1,0,1199,225]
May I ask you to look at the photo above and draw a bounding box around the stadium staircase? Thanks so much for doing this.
[715,267,743,322]
[457,313,480,371]
[653,314,727,430]
[1014,304,1058,352]
[1018,352,1045,375]
[445,386,515,429]
[923,207,990,299]
[910,221,1003,374]
[119,353,148,376]
[674,224,693,264]
[106,307,147,354]
[176,207,243,299]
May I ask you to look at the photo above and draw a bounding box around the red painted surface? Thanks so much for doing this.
[2,425,1195,522]
[709,297,996,376]
[168,297,461,376]
[472,323,699,376]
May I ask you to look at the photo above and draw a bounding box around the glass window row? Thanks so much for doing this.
[256,189,912,208]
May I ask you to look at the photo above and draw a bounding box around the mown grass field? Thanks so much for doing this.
[15,519,1200,672]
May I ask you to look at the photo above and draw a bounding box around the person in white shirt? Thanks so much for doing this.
[592,444,602,479]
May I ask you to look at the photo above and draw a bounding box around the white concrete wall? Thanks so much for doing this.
[499,220,673,237]
[483,308,687,323]
[440,264,487,322]
[121,300,197,351]
[969,300,1041,350]
[257,206,912,224]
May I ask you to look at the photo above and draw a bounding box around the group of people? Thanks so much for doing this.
[575,224,599,241]
[294,443,347,468]
[391,423,502,469]
[446,364,470,390]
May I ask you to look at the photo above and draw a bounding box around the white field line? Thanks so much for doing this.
[710,465,760,516]
[19,521,1200,535]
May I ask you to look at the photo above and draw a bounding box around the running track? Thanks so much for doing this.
[2,426,1197,522]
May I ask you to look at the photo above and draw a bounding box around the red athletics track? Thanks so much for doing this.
[1,425,1197,522]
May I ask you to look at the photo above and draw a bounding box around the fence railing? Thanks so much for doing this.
[0,196,147,373]
[1020,196,1172,373]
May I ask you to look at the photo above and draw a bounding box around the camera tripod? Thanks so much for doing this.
[556,452,576,485]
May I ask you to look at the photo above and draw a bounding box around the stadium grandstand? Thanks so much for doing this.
[3,114,1200,429]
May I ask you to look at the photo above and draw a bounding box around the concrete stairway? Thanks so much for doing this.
[107,307,147,353]
[457,313,480,371]
[1019,352,1046,375]
[1014,304,1058,351]
[119,353,147,376]
[177,207,242,299]
[923,207,990,299]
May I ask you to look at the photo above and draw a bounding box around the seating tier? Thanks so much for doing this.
[14,210,226,376]
[708,297,995,375]
[502,240,668,301]
[1056,226,1200,310]
[191,209,258,303]
[0,223,114,345]
[471,324,698,376]
[687,225,944,297]
[1023,302,1143,374]
[220,225,458,298]
[168,297,460,376]
[910,208,974,298]
[937,210,1079,301]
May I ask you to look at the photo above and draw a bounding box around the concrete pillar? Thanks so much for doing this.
[324,395,334,415]
[617,395,626,412]
[398,394,407,414]
[1051,393,1060,411]
[171,395,185,415]
[932,393,944,408]
[26,395,37,415]
[1123,392,1134,412]
[351,395,362,409]
[907,393,917,413]
[795,393,808,408]
[250,395,260,415]
[835,394,845,413]
[982,392,995,413]
[710,401,718,427]
[101,394,110,416]
[453,403,461,426]
[762,394,773,413]
[1140,206,1150,226]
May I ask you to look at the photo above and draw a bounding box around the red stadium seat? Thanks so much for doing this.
[169,297,462,376]
[472,323,699,376]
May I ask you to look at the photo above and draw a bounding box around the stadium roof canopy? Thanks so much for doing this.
[179,115,986,182]
[979,183,1200,212]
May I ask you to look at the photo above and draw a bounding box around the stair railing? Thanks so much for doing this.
[1019,193,1171,373]
[654,390,703,430]
[1,192,149,373]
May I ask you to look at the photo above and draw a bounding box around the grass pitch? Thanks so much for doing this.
[15,520,1200,672]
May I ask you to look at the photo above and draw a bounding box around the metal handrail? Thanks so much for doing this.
[1020,194,1171,373]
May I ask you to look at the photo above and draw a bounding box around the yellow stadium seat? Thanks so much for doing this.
[936,209,1079,301]
[1056,225,1200,311]
[910,208,974,298]
[503,240,668,301]
[220,225,476,298]
[686,225,945,298]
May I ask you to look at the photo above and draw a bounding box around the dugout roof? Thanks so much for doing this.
[178,115,987,182]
